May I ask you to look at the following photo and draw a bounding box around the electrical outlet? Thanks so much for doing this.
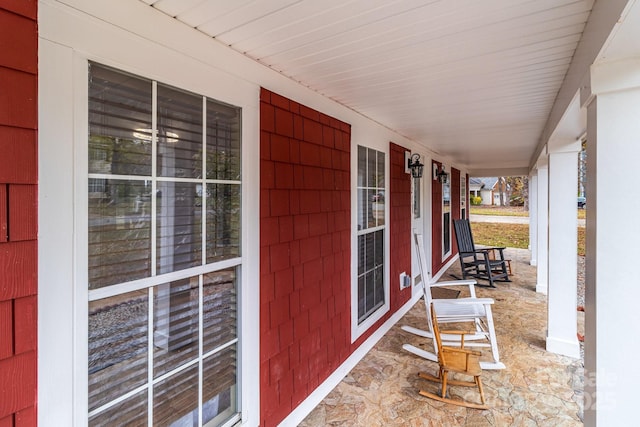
[399,272,411,290]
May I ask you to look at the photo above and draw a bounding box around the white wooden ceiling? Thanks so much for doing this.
[142,0,596,173]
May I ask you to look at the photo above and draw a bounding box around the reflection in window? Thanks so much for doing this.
[87,63,241,427]
[357,146,386,324]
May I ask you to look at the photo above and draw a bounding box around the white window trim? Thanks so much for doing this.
[38,3,260,425]
[351,145,390,342]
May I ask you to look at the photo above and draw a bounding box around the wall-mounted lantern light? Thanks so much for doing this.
[407,153,424,179]
[433,163,449,183]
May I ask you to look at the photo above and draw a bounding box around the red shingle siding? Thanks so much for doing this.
[389,143,412,311]
[260,88,351,427]
[0,4,38,426]
[260,91,414,427]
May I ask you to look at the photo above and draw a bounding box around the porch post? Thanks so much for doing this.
[528,171,538,266]
[583,58,640,426]
[535,157,548,294]
[546,142,580,358]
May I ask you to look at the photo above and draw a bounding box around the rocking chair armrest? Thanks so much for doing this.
[481,246,506,251]
[442,346,482,357]
[430,279,477,288]
[440,330,477,336]
[437,297,494,305]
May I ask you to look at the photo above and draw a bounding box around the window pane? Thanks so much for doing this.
[89,64,152,176]
[357,146,366,187]
[88,291,148,411]
[367,148,377,187]
[206,184,241,263]
[376,151,385,188]
[357,235,365,275]
[89,390,147,427]
[357,189,367,231]
[153,364,199,426]
[374,265,384,309]
[157,181,202,274]
[372,190,384,227]
[374,230,384,266]
[364,232,375,272]
[153,278,199,378]
[89,179,152,289]
[203,269,237,354]
[443,212,451,255]
[357,231,385,324]
[357,276,365,320]
[157,85,203,179]
[207,100,241,181]
[364,270,375,314]
[203,346,238,425]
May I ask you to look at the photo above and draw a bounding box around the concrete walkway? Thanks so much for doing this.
[470,214,585,227]
[469,214,529,224]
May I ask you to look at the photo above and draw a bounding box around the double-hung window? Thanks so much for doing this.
[355,146,387,333]
[87,63,241,427]
[442,171,451,258]
[461,174,467,220]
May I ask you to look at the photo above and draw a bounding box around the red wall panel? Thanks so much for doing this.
[389,143,412,312]
[0,4,38,425]
[260,88,413,426]
[260,88,351,427]
[0,184,6,243]
[0,11,37,74]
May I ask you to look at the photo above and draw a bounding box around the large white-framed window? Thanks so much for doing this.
[442,170,452,259]
[38,4,260,426]
[86,63,242,427]
[353,145,388,339]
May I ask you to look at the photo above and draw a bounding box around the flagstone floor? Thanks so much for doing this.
[300,249,584,426]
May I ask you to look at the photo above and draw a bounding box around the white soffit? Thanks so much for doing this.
[145,0,595,172]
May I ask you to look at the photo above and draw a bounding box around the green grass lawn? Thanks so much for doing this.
[470,206,529,217]
[471,222,586,256]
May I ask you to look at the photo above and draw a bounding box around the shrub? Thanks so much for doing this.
[470,195,482,205]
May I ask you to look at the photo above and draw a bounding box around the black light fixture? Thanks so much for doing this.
[407,153,424,179]
[436,165,448,184]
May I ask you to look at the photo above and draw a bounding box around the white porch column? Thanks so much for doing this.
[528,172,538,266]
[546,143,580,358]
[583,58,640,426]
[535,158,548,294]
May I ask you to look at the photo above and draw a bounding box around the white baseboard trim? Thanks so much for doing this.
[278,295,420,427]
[536,283,548,294]
[546,335,580,359]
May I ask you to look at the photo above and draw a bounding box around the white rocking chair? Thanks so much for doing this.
[402,233,505,370]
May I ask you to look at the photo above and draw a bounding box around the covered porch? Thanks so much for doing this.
[300,248,584,426]
[0,1,634,426]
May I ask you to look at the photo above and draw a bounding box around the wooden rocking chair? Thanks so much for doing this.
[453,219,510,287]
[417,301,488,410]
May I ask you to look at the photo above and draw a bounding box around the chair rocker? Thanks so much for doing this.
[417,302,488,410]
[402,233,505,370]
[453,219,510,287]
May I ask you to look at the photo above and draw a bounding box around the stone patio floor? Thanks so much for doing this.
[300,248,584,426]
